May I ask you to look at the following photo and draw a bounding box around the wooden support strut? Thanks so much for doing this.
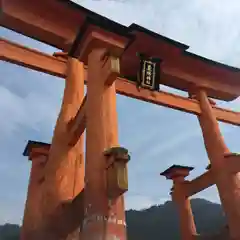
[186,170,213,197]
[1,38,239,127]
[194,88,240,240]
[40,57,85,239]
[21,143,50,240]
[79,24,128,239]
[161,165,197,240]
[68,95,87,147]
[67,53,120,146]
[186,153,240,197]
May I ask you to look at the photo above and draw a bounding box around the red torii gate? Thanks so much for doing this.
[1,0,240,239]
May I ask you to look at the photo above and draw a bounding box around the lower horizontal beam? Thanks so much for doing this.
[186,154,240,196]
[187,171,214,197]
[116,79,240,126]
[1,38,240,126]
[0,38,67,78]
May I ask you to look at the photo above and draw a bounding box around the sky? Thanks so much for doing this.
[0,0,240,224]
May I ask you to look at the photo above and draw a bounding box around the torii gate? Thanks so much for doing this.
[1,1,240,240]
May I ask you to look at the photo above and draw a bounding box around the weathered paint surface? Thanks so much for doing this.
[21,152,48,240]
[197,89,240,240]
[40,58,85,239]
[81,48,126,240]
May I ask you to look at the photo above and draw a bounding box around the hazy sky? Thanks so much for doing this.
[0,0,240,224]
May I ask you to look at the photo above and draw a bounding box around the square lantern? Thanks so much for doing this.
[104,147,130,199]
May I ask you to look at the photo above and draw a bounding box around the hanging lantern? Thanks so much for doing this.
[137,53,161,91]
[104,147,130,199]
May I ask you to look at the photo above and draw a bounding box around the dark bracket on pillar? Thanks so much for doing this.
[206,164,211,170]
[68,20,89,58]
[206,153,240,173]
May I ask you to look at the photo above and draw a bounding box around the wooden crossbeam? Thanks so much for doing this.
[186,154,240,196]
[0,38,67,77]
[187,171,214,197]
[1,38,240,127]
[116,80,240,126]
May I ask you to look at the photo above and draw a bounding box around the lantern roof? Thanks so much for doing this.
[160,164,194,179]
[23,140,51,157]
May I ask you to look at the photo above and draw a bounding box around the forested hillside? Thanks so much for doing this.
[0,199,226,240]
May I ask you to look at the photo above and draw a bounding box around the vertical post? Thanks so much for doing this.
[21,141,50,240]
[42,57,85,239]
[82,48,126,240]
[195,89,240,240]
[160,165,197,240]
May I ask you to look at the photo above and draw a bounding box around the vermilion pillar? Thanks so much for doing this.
[161,165,197,240]
[81,47,127,240]
[195,89,240,240]
[21,140,50,240]
[42,57,85,239]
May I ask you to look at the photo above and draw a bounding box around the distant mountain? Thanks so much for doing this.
[0,198,227,240]
[126,198,226,240]
[0,224,20,240]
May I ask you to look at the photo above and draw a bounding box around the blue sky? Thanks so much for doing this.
[0,0,240,224]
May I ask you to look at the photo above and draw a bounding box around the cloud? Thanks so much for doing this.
[75,0,240,65]
[126,194,169,210]
[0,28,64,224]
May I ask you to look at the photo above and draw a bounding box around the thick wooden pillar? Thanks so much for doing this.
[161,165,197,240]
[21,141,50,240]
[81,48,127,240]
[173,182,197,240]
[42,57,85,239]
[196,89,240,240]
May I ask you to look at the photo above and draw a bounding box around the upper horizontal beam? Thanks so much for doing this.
[1,38,239,126]
[2,0,240,101]
[0,0,78,50]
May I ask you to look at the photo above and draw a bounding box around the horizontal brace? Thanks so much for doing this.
[186,153,240,196]
[1,38,239,127]
[1,1,240,100]
[186,171,214,197]
[115,79,240,126]
[0,38,67,78]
